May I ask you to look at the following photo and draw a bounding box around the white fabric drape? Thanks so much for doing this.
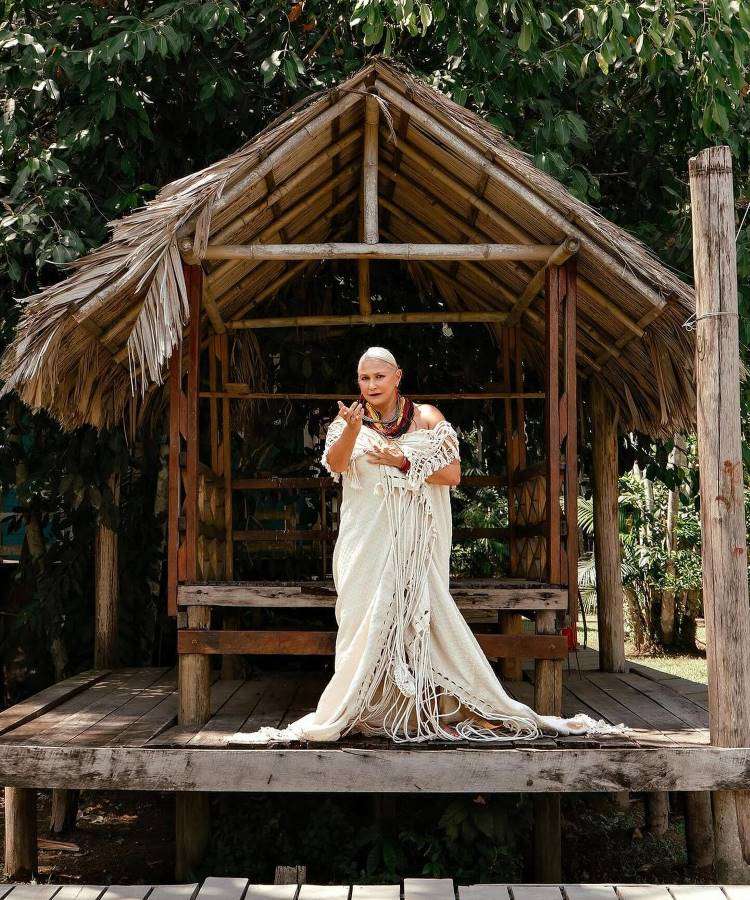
[236,417,624,744]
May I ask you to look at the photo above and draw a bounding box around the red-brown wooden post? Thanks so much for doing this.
[533,263,564,884]
[562,257,578,630]
[175,260,211,881]
[544,264,561,586]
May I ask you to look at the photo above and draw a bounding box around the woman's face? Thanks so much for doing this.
[357,358,401,409]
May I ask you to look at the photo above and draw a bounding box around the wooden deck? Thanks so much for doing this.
[1,881,749,900]
[0,655,742,795]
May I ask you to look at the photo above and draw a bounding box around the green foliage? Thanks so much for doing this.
[204,793,527,883]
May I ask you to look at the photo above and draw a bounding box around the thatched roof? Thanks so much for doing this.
[0,59,695,436]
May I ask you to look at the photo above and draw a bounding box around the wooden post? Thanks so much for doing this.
[645,792,669,836]
[562,258,578,629]
[500,326,523,681]
[358,93,379,315]
[533,608,561,883]
[690,145,750,879]
[590,381,626,673]
[50,788,79,834]
[684,791,715,873]
[544,266,561,586]
[176,260,212,881]
[95,471,120,668]
[4,787,37,879]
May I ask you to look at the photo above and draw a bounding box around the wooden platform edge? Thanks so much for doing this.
[0,745,749,793]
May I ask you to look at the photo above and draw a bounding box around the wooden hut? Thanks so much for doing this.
[0,60,748,884]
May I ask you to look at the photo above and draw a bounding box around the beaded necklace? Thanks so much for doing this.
[358,391,415,439]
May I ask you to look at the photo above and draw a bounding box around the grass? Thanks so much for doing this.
[577,613,708,684]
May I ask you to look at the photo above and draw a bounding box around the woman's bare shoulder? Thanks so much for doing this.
[414,403,446,429]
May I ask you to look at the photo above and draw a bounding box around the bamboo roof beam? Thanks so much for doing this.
[379,150,644,339]
[376,81,667,311]
[506,240,580,327]
[198,242,564,262]
[177,89,364,240]
[201,389,544,400]
[206,189,359,309]
[202,288,226,334]
[227,310,510,330]
[192,162,361,291]
[211,128,361,248]
[380,193,611,367]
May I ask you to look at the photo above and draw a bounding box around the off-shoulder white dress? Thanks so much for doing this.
[237,417,620,744]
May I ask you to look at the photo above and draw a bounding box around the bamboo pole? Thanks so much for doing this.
[690,144,750,878]
[228,310,510,329]
[375,81,667,310]
[200,390,544,400]
[363,94,379,244]
[197,242,564,262]
[94,472,120,669]
[590,380,626,673]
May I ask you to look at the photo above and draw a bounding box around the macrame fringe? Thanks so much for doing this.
[244,418,627,746]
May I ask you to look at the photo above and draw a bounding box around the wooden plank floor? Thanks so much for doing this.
[0,655,737,795]
[0,656,709,751]
[0,882,747,900]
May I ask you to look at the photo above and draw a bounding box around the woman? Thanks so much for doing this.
[239,346,620,744]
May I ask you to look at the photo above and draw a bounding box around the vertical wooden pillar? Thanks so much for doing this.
[95,471,121,668]
[590,381,626,673]
[500,326,524,680]
[684,791,715,872]
[175,260,212,881]
[544,265,561,585]
[562,258,578,629]
[533,613,561,882]
[690,145,750,879]
[358,92,378,315]
[533,265,570,885]
[4,787,37,879]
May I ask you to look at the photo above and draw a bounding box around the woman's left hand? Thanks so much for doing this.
[365,444,406,468]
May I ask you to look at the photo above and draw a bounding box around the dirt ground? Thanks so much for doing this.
[0,791,175,885]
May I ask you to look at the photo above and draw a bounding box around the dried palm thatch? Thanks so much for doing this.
[0,59,695,436]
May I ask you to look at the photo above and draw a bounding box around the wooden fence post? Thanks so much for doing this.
[590,381,626,673]
[690,144,750,882]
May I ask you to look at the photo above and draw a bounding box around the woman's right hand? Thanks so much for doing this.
[337,400,363,435]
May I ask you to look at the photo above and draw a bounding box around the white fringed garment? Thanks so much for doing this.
[235,417,625,744]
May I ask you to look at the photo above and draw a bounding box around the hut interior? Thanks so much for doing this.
[7,60,749,886]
